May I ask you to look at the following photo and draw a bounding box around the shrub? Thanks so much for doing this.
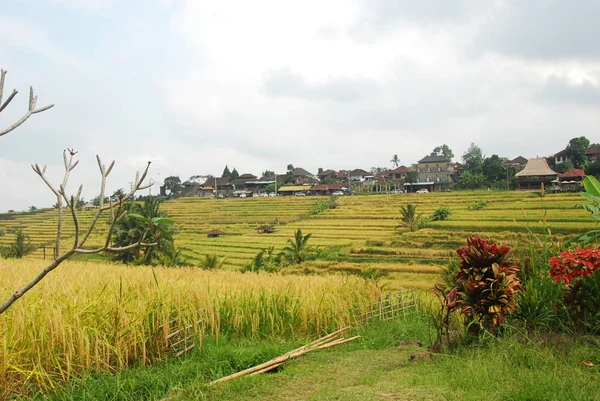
[451,236,522,335]
[199,254,226,270]
[311,199,330,215]
[549,246,600,333]
[1,229,36,259]
[431,207,451,221]
[395,204,423,232]
[467,201,487,211]
[242,247,281,273]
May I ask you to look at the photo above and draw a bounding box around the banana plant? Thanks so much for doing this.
[570,176,600,244]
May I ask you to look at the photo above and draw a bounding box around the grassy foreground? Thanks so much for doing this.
[33,313,600,401]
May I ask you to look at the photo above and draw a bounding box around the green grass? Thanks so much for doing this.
[35,311,600,401]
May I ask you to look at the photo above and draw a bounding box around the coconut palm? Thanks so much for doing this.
[395,204,423,232]
[199,254,226,270]
[390,154,400,168]
[281,229,313,264]
[112,196,176,264]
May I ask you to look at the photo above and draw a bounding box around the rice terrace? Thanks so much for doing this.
[2,190,600,400]
[4,2,600,400]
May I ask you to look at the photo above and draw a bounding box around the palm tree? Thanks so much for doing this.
[390,154,400,168]
[395,204,423,232]
[199,254,226,270]
[281,229,313,264]
[3,229,35,258]
[112,196,176,264]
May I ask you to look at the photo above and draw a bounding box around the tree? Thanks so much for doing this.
[395,204,423,232]
[0,151,154,315]
[555,161,574,174]
[0,68,54,137]
[92,195,109,206]
[222,165,232,178]
[163,175,182,195]
[285,164,295,184]
[390,154,400,168]
[482,155,505,183]
[405,171,419,192]
[112,196,176,264]
[462,143,484,174]
[0,67,163,316]
[1,229,35,259]
[317,167,324,174]
[431,145,454,160]
[281,229,313,264]
[28,206,37,212]
[230,168,239,179]
[567,136,590,168]
[262,170,274,178]
[459,171,485,189]
[586,161,600,178]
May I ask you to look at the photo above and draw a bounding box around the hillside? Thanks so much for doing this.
[0,191,593,290]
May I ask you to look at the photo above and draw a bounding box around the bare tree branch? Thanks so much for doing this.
[0,153,155,316]
[0,69,55,137]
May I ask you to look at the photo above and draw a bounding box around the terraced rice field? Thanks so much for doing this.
[0,191,594,290]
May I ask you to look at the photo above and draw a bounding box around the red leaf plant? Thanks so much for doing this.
[549,246,600,333]
[452,236,522,334]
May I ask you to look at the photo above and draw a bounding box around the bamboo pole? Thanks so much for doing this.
[209,328,357,386]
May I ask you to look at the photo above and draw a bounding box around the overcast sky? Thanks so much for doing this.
[1,0,599,210]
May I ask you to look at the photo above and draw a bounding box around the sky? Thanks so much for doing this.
[1,0,599,211]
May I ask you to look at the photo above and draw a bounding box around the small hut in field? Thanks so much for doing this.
[256,225,275,234]
[515,158,558,190]
[206,230,226,238]
[82,202,96,211]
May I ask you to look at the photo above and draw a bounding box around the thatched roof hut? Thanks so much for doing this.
[515,158,558,190]
[256,225,275,234]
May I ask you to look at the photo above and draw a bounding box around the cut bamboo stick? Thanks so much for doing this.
[209,328,359,386]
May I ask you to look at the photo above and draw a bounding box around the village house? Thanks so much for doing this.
[348,169,373,182]
[410,155,455,191]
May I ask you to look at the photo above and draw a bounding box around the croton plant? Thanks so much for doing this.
[451,236,522,334]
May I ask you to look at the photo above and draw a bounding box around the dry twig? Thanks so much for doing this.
[0,69,54,137]
[0,151,154,315]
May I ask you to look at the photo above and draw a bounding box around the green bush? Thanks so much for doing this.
[431,207,451,221]
[467,200,487,211]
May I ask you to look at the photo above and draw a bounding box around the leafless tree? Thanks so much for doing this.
[0,69,54,137]
[0,152,156,315]
[0,68,157,315]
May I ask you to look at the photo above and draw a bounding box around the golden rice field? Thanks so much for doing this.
[0,191,595,291]
[0,259,379,398]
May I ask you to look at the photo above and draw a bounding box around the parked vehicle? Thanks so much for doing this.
[390,189,404,194]
[294,192,307,196]
[239,193,247,198]
[332,191,344,196]
[416,189,429,194]
[268,192,277,197]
